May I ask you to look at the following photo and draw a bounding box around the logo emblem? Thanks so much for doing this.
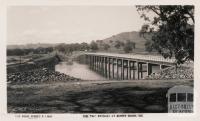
[167,85,193,113]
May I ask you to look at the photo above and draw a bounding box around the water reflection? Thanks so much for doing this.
[55,61,107,80]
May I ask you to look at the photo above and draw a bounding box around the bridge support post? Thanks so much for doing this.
[91,55,93,69]
[98,56,101,73]
[94,56,96,70]
[89,55,91,68]
[116,59,119,80]
[96,56,98,71]
[112,58,116,79]
[147,63,152,75]
[123,60,128,80]
[119,59,122,80]
[93,56,95,70]
[104,57,107,77]
[126,60,129,80]
[132,62,135,79]
[129,61,135,79]
[122,59,124,80]
[95,56,97,71]
[141,63,143,79]
[99,56,101,73]
[137,62,140,79]
[129,61,131,79]
[137,62,145,79]
[101,56,104,75]
[97,56,99,72]
[108,58,111,79]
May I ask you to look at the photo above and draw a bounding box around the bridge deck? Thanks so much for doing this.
[85,52,176,65]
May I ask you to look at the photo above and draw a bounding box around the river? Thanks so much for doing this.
[55,61,161,80]
[55,61,107,80]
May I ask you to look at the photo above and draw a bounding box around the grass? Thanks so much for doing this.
[7,79,193,113]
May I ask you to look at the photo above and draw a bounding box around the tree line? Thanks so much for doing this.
[7,47,54,56]
[7,40,137,56]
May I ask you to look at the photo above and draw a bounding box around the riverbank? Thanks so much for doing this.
[145,66,193,80]
[7,68,83,85]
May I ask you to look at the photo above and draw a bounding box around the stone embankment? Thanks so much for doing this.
[145,66,193,80]
[7,68,82,84]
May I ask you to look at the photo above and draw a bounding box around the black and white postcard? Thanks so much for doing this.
[0,0,200,121]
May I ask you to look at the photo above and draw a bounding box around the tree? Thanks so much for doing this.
[80,42,90,51]
[114,40,124,49]
[136,5,194,64]
[103,43,110,50]
[90,41,99,51]
[144,40,153,52]
[55,44,66,53]
[123,40,135,53]
[7,48,24,56]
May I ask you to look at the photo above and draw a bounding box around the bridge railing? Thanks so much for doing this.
[85,53,176,64]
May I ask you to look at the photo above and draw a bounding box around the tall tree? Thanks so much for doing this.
[90,41,99,51]
[103,43,110,50]
[123,40,135,53]
[136,5,194,64]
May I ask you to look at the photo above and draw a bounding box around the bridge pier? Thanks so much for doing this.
[112,58,116,79]
[92,56,95,70]
[98,56,100,72]
[147,63,152,76]
[129,61,135,80]
[137,62,147,79]
[90,55,92,69]
[99,56,101,73]
[108,58,111,79]
[123,60,128,80]
[104,57,107,77]
[95,56,98,71]
[101,57,104,74]
[96,56,98,71]
[116,59,121,80]
[121,59,124,80]
[137,62,140,79]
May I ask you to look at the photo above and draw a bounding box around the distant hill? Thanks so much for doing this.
[7,43,58,49]
[97,31,152,53]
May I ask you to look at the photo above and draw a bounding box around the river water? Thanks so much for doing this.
[55,61,107,80]
[55,61,161,80]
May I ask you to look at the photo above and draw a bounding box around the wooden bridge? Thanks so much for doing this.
[85,53,176,80]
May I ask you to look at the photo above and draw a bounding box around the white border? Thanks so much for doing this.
[1,0,200,121]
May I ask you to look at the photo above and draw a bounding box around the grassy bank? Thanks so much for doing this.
[7,79,193,113]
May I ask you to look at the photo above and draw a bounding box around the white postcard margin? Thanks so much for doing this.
[0,0,200,121]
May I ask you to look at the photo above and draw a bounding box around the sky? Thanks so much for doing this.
[7,6,146,45]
